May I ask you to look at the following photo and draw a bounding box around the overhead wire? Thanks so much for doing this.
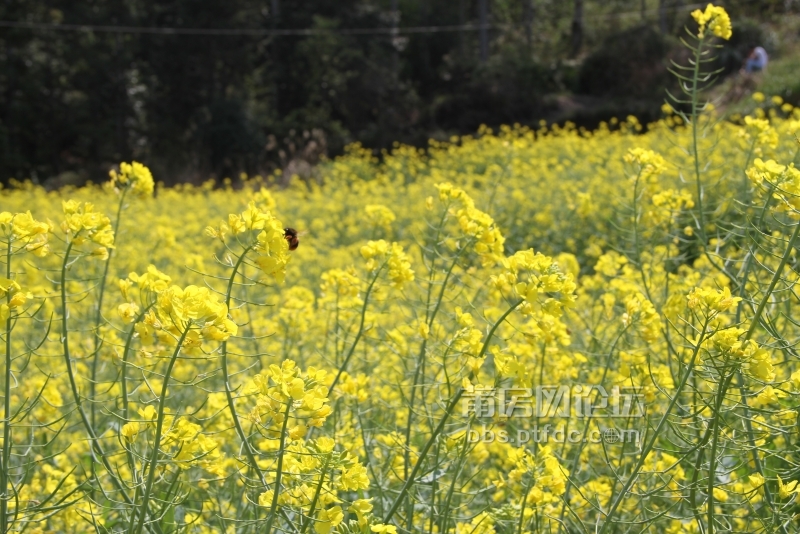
[0,3,714,38]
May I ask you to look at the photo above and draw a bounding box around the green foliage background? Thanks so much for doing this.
[0,0,789,185]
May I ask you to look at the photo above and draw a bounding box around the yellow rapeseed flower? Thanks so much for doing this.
[691,4,732,40]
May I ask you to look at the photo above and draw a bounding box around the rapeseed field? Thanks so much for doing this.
[2,5,800,533]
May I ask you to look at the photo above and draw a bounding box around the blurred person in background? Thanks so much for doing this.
[743,44,768,73]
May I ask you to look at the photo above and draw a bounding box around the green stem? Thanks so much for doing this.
[1,238,12,533]
[700,216,800,534]
[631,169,653,301]
[299,453,332,534]
[428,440,441,534]
[728,187,786,529]
[326,266,383,396]
[263,399,293,534]
[91,189,127,425]
[741,136,758,200]
[744,219,800,343]
[89,188,126,500]
[437,420,472,533]
[691,37,708,245]
[705,371,735,534]
[219,245,269,489]
[517,476,534,534]
[403,251,463,526]
[60,238,151,529]
[598,317,710,534]
[121,303,154,478]
[383,300,523,524]
[132,326,191,534]
[556,325,631,533]
[121,304,154,423]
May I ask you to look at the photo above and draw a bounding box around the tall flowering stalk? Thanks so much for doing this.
[384,245,576,524]
[203,202,291,497]
[665,4,731,262]
[57,201,121,486]
[0,212,50,532]
[129,284,236,534]
[91,164,154,418]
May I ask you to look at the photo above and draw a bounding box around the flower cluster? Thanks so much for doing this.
[320,267,363,309]
[108,161,155,197]
[687,286,742,315]
[624,148,667,179]
[622,293,660,342]
[435,182,506,266]
[740,116,778,153]
[704,328,775,382]
[205,202,290,282]
[0,278,31,322]
[649,189,694,226]
[61,200,115,259]
[163,418,224,475]
[452,311,485,373]
[121,406,224,475]
[245,361,383,531]
[248,360,332,439]
[360,240,414,289]
[746,158,800,217]
[117,265,172,322]
[133,285,237,354]
[503,446,568,505]
[493,249,577,318]
[255,437,372,533]
[364,204,396,230]
[0,211,51,256]
[691,3,732,40]
[122,264,172,298]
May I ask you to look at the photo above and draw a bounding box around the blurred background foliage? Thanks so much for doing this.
[0,0,795,186]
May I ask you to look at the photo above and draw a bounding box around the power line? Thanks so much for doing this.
[0,20,492,36]
[0,3,712,38]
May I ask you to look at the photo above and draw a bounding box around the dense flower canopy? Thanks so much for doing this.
[3,8,800,532]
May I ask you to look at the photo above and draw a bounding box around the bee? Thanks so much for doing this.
[284,227,300,251]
